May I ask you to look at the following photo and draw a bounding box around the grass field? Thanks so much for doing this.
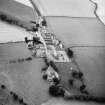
[0,42,50,105]
[54,47,105,97]
[0,31,104,105]
[0,0,36,22]
[46,17,105,47]
[46,17,105,97]
[43,20,105,104]
[0,43,104,105]
[72,47,105,97]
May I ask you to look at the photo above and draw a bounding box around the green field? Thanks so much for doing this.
[0,42,50,105]
[46,17,105,47]
[46,17,105,97]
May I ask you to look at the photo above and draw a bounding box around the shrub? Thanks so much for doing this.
[81,90,89,95]
[25,37,28,43]
[49,85,60,97]
[36,24,39,28]
[66,48,74,58]
[42,74,48,80]
[71,71,83,79]
[41,66,48,72]
[32,27,38,32]
[18,58,24,63]
[12,93,19,101]
[53,77,60,85]
[80,84,86,91]
[23,103,28,105]
[71,70,78,78]
[42,20,47,26]
[0,12,28,29]
[0,14,7,21]
[30,20,36,24]
[18,98,24,104]
[49,61,58,72]
[25,57,32,61]
[74,95,81,100]
[1,84,6,89]
[94,97,105,103]
[49,85,65,97]
[5,18,12,23]
[78,72,83,78]
[44,58,49,66]
[11,20,18,25]
[68,79,74,86]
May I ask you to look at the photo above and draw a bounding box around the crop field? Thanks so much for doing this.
[0,0,35,22]
[0,21,32,43]
[32,0,95,17]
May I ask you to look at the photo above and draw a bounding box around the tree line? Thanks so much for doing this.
[0,11,30,30]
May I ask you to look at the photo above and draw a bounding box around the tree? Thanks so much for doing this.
[42,20,47,26]
[49,85,65,97]
[49,61,59,72]
[25,37,28,43]
[66,48,74,58]
[0,14,7,21]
